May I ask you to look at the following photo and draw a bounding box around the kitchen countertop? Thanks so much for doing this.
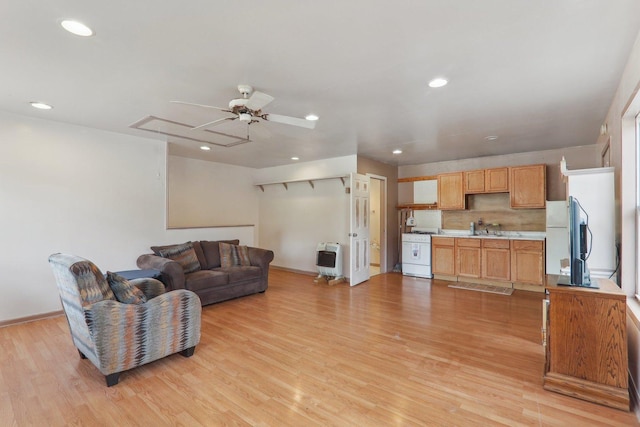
[433,229,546,241]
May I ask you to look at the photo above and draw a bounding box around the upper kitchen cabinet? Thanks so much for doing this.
[464,167,509,194]
[414,179,438,204]
[464,170,485,193]
[485,167,509,193]
[438,172,465,210]
[509,164,546,208]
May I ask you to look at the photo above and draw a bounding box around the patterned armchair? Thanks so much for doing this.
[48,253,201,386]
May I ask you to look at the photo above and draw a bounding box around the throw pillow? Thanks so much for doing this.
[106,272,147,304]
[200,239,240,269]
[156,242,201,274]
[219,242,251,268]
[236,245,251,266]
[219,242,235,269]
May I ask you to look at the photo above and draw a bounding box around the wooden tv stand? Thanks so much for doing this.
[543,275,629,411]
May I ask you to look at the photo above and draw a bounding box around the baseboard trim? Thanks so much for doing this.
[457,276,512,288]
[0,310,64,328]
[629,372,640,420]
[271,265,317,277]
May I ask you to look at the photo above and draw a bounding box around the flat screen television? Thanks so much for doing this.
[558,196,597,288]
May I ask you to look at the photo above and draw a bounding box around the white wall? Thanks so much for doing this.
[167,156,258,230]
[602,29,640,412]
[255,156,356,274]
[0,111,253,323]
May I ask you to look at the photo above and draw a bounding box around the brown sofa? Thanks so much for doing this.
[137,240,274,306]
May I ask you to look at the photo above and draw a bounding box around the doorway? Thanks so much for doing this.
[368,174,386,276]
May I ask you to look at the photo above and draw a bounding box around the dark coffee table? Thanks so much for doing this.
[113,269,162,281]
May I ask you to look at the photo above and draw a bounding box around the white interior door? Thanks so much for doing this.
[350,173,370,286]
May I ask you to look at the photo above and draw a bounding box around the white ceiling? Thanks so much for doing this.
[2,1,640,169]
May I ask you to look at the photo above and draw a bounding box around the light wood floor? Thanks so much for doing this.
[1,270,638,426]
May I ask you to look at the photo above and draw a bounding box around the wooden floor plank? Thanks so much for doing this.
[0,270,637,426]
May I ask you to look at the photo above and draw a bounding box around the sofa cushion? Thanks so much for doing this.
[226,266,262,282]
[200,240,239,269]
[106,271,147,304]
[185,270,229,292]
[153,242,201,274]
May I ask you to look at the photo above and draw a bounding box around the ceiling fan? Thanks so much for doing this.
[171,84,317,132]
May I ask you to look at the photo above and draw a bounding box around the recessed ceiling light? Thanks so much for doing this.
[200,145,211,151]
[392,149,402,154]
[428,78,448,88]
[291,156,300,160]
[30,102,53,110]
[61,20,94,37]
[484,135,499,142]
[305,114,319,121]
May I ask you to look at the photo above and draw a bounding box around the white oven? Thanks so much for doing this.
[402,233,433,278]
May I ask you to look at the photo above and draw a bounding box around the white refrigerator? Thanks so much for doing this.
[546,200,569,275]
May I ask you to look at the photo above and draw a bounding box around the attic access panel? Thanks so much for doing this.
[129,115,250,148]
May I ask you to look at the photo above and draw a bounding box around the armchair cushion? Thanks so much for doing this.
[106,271,147,304]
[153,242,201,274]
[130,277,166,300]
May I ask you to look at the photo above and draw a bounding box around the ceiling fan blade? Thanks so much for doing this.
[192,116,236,130]
[245,91,274,110]
[265,113,316,129]
[170,100,230,112]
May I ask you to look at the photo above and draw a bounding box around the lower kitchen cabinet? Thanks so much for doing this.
[455,238,481,278]
[481,239,510,281]
[511,240,544,286]
[432,236,545,288]
[432,237,455,276]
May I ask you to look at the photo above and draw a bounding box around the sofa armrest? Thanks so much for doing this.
[247,247,274,272]
[136,254,185,291]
